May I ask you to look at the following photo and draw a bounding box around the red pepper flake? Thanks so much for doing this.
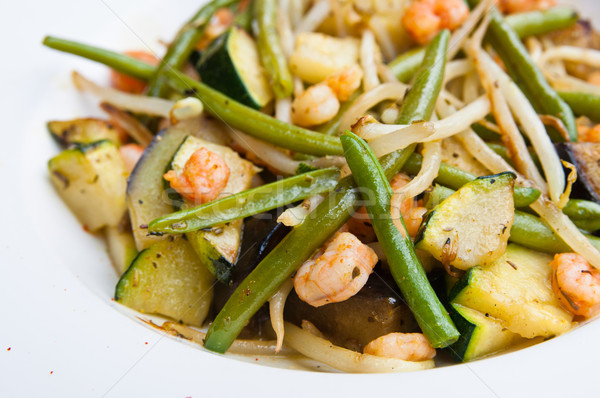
[83,225,89,232]
[50,371,54,375]
[145,342,148,345]
[6,347,10,351]
[255,358,259,361]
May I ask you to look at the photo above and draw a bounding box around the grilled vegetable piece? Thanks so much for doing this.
[127,126,189,250]
[555,142,600,203]
[415,173,516,271]
[115,237,214,326]
[446,303,523,363]
[449,244,573,338]
[105,223,138,275]
[196,26,273,109]
[47,118,123,147]
[167,136,259,283]
[285,275,419,352]
[289,32,360,84]
[48,140,128,232]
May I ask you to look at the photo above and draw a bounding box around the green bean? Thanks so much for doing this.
[558,91,600,122]
[402,153,540,208]
[342,132,459,348]
[254,0,293,99]
[165,69,342,156]
[486,10,577,141]
[42,36,154,80]
[42,38,343,155]
[388,47,426,83]
[562,199,600,232]
[397,30,449,124]
[388,7,578,83]
[487,142,541,170]
[204,32,450,353]
[145,0,239,98]
[316,90,362,136]
[148,168,340,234]
[504,7,578,38]
[425,185,600,252]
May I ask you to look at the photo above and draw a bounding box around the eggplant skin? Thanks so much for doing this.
[556,142,600,203]
[284,274,419,352]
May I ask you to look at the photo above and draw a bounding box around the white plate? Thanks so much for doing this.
[1,0,599,396]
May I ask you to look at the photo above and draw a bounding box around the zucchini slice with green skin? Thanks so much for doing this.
[48,140,128,232]
[415,172,516,271]
[115,237,214,326]
[167,136,259,283]
[127,125,190,250]
[449,244,573,339]
[196,27,273,109]
[47,118,123,147]
[446,303,523,362]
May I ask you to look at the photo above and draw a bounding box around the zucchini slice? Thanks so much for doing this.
[168,136,259,283]
[127,126,189,250]
[196,26,273,109]
[115,237,214,326]
[104,218,138,275]
[48,140,128,231]
[47,118,123,147]
[447,303,523,362]
[449,244,573,338]
[415,172,516,271]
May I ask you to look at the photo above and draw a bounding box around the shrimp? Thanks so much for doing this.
[293,232,378,307]
[196,8,234,50]
[498,0,556,15]
[576,118,600,142]
[110,51,159,94]
[346,173,424,242]
[163,147,230,205]
[550,253,600,318]
[291,84,340,127]
[118,143,145,173]
[325,65,363,101]
[363,333,436,362]
[402,0,470,45]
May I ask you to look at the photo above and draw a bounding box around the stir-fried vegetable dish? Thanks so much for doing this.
[42,0,600,372]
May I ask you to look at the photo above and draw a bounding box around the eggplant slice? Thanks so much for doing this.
[556,142,600,203]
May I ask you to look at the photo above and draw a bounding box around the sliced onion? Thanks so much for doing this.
[391,140,441,218]
[481,59,548,191]
[462,72,481,103]
[72,71,174,117]
[530,198,600,270]
[269,278,294,353]
[544,71,600,96]
[278,194,325,227]
[294,0,331,35]
[99,102,153,147]
[366,96,490,157]
[367,122,436,157]
[277,0,295,59]
[447,0,495,60]
[339,82,408,132]
[229,130,344,175]
[368,17,396,61]
[283,322,434,373]
[159,321,297,355]
[360,29,380,92]
[505,81,564,201]
[539,46,600,69]
[275,97,292,123]
[444,59,475,85]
